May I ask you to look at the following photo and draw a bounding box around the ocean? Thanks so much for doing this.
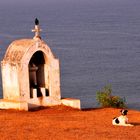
[0,0,140,109]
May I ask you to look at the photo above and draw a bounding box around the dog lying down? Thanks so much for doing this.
[112,109,134,126]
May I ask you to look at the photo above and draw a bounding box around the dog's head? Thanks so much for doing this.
[120,109,128,116]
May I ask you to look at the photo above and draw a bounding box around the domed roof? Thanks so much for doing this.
[3,38,53,64]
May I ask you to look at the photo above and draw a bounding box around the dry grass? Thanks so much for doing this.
[0,105,140,140]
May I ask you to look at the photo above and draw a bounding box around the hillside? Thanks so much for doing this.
[0,106,140,140]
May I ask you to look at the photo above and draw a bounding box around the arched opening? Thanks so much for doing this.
[29,51,49,98]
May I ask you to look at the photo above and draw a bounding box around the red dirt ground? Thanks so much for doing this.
[0,105,140,140]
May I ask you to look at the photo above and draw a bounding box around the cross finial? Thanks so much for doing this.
[32,18,42,39]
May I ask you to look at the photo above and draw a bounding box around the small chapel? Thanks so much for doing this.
[0,19,80,110]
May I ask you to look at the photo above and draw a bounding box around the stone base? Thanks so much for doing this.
[28,96,61,109]
[0,98,81,111]
[0,97,62,111]
[0,99,28,111]
[61,98,81,109]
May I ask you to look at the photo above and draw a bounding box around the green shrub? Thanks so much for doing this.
[96,85,126,108]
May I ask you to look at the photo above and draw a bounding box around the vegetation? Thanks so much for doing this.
[96,85,126,108]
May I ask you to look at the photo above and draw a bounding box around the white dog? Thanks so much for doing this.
[112,109,133,126]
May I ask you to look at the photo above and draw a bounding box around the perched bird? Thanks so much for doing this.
[35,18,39,25]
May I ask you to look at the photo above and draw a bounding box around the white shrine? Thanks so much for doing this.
[0,19,80,110]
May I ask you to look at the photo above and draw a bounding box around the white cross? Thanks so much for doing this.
[32,19,42,39]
